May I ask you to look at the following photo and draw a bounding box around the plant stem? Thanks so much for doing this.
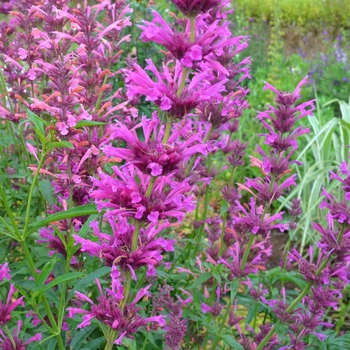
[210,299,232,349]
[104,329,118,350]
[22,149,46,238]
[240,235,255,270]
[163,116,172,145]
[190,17,196,42]
[192,184,210,259]
[19,239,65,350]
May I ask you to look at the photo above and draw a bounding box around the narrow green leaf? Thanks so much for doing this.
[77,214,98,239]
[46,141,74,151]
[67,266,111,302]
[222,335,244,350]
[38,179,53,205]
[26,204,99,236]
[187,272,212,290]
[36,258,58,289]
[24,107,46,136]
[43,272,83,291]
[75,120,106,128]
[230,280,239,303]
[70,325,97,349]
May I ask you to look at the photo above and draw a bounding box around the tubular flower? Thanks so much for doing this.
[91,164,196,222]
[0,285,24,325]
[125,59,227,119]
[0,320,41,350]
[73,218,175,277]
[104,113,207,176]
[67,267,165,345]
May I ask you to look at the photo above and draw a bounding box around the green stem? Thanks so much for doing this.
[19,239,65,350]
[131,222,141,251]
[240,235,255,270]
[0,185,21,239]
[163,116,172,145]
[190,17,196,42]
[104,329,118,350]
[120,270,132,311]
[4,325,16,348]
[211,299,232,349]
[22,149,46,238]
[177,68,188,98]
[192,184,210,259]
[145,176,156,198]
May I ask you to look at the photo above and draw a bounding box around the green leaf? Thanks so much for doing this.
[38,179,53,205]
[36,258,58,289]
[43,272,82,291]
[75,120,106,128]
[67,266,111,302]
[187,272,212,290]
[222,334,244,350]
[230,280,239,303]
[219,200,228,217]
[26,204,99,236]
[77,214,98,239]
[122,337,137,350]
[46,141,74,151]
[24,107,47,134]
[70,325,97,349]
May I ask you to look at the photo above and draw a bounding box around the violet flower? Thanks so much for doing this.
[0,284,24,325]
[74,218,175,278]
[125,59,227,119]
[67,267,165,345]
[91,164,195,222]
[0,263,10,282]
[170,0,224,17]
[104,113,207,176]
[0,320,41,350]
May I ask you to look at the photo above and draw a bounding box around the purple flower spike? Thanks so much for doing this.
[0,284,24,325]
[74,218,175,276]
[0,320,41,350]
[170,0,224,16]
[91,164,195,222]
[67,268,164,343]
[0,263,10,282]
[125,60,227,119]
[104,113,207,176]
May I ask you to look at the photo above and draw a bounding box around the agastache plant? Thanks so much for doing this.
[0,0,349,349]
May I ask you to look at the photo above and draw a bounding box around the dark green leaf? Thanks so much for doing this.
[76,120,106,128]
[67,266,111,302]
[38,179,53,205]
[187,272,212,290]
[230,280,239,303]
[43,272,83,291]
[46,141,74,151]
[70,325,97,349]
[222,334,244,350]
[26,204,99,236]
[36,258,58,289]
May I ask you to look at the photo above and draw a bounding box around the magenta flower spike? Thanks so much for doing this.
[0,263,10,283]
[73,218,175,277]
[91,164,195,222]
[104,113,208,176]
[67,267,165,344]
[169,0,224,17]
[125,59,227,119]
[0,320,41,350]
[0,284,24,325]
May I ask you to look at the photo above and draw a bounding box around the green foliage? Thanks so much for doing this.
[233,0,350,31]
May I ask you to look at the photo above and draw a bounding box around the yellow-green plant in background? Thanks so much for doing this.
[232,0,350,32]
